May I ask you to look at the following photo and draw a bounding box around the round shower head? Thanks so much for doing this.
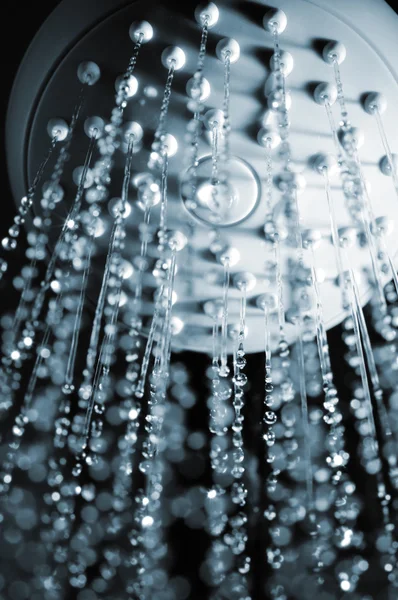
[6,0,398,354]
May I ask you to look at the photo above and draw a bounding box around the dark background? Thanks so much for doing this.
[0,0,61,234]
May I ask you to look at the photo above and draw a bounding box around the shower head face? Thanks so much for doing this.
[6,0,398,353]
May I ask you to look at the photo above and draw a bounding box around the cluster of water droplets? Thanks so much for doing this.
[3,3,398,599]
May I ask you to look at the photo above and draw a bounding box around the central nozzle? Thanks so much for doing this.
[181,155,260,227]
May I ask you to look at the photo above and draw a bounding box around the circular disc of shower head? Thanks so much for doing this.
[6,0,398,354]
[181,155,261,226]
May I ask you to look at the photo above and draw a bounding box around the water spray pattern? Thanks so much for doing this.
[2,3,398,600]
